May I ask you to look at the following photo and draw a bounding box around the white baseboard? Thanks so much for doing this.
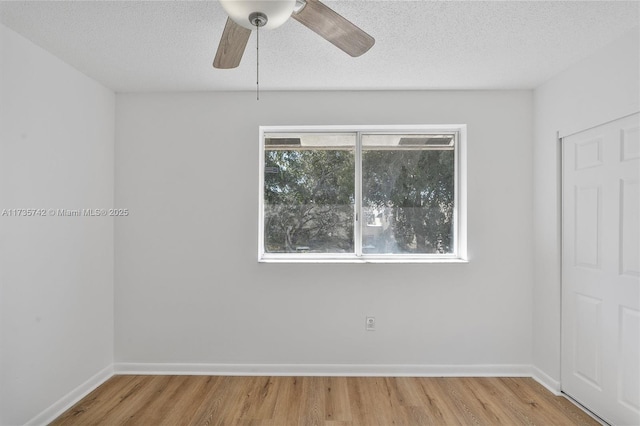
[114,362,532,377]
[531,366,562,396]
[25,364,114,426]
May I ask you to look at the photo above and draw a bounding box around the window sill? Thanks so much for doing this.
[258,257,469,264]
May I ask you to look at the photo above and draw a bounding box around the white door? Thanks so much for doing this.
[562,113,640,425]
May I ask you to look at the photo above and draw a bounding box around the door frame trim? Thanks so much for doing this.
[559,111,640,139]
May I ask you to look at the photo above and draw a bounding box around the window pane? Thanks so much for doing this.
[264,133,355,253]
[362,134,455,254]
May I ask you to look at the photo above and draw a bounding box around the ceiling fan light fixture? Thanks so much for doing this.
[219,0,296,30]
[213,0,375,70]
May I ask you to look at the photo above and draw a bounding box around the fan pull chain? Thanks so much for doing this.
[256,23,260,101]
[248,12,266,101]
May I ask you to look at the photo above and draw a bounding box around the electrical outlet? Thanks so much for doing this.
[366,316,375,331]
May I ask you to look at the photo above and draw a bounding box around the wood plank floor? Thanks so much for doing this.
[51,376,600,426]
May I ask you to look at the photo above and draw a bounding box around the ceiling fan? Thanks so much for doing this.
[213,0,375,69]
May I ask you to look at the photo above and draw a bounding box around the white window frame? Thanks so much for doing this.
[258,125,467,263]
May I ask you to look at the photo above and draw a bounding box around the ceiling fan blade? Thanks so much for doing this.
[213,17,252,69]
[292,0,374,57]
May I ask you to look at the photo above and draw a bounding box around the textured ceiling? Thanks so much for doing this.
[1,1,638,92]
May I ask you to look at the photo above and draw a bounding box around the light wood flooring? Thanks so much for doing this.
[51,375,600,425]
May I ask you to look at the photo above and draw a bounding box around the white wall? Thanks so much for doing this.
[532,28,640,386]
[0,24,114,425]
[115,90,533,370]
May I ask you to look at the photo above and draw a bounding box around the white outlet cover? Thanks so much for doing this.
[366,316,375,330]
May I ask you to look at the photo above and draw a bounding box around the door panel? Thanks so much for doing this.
[574,185,601,267]
[620,179,639,276]
[619,306,639,412]
[562,113,640,425]
[574,293,602,388]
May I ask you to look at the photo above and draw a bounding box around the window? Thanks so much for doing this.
[259,125,467,262]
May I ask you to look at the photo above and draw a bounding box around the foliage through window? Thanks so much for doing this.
[259,126,466,262]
